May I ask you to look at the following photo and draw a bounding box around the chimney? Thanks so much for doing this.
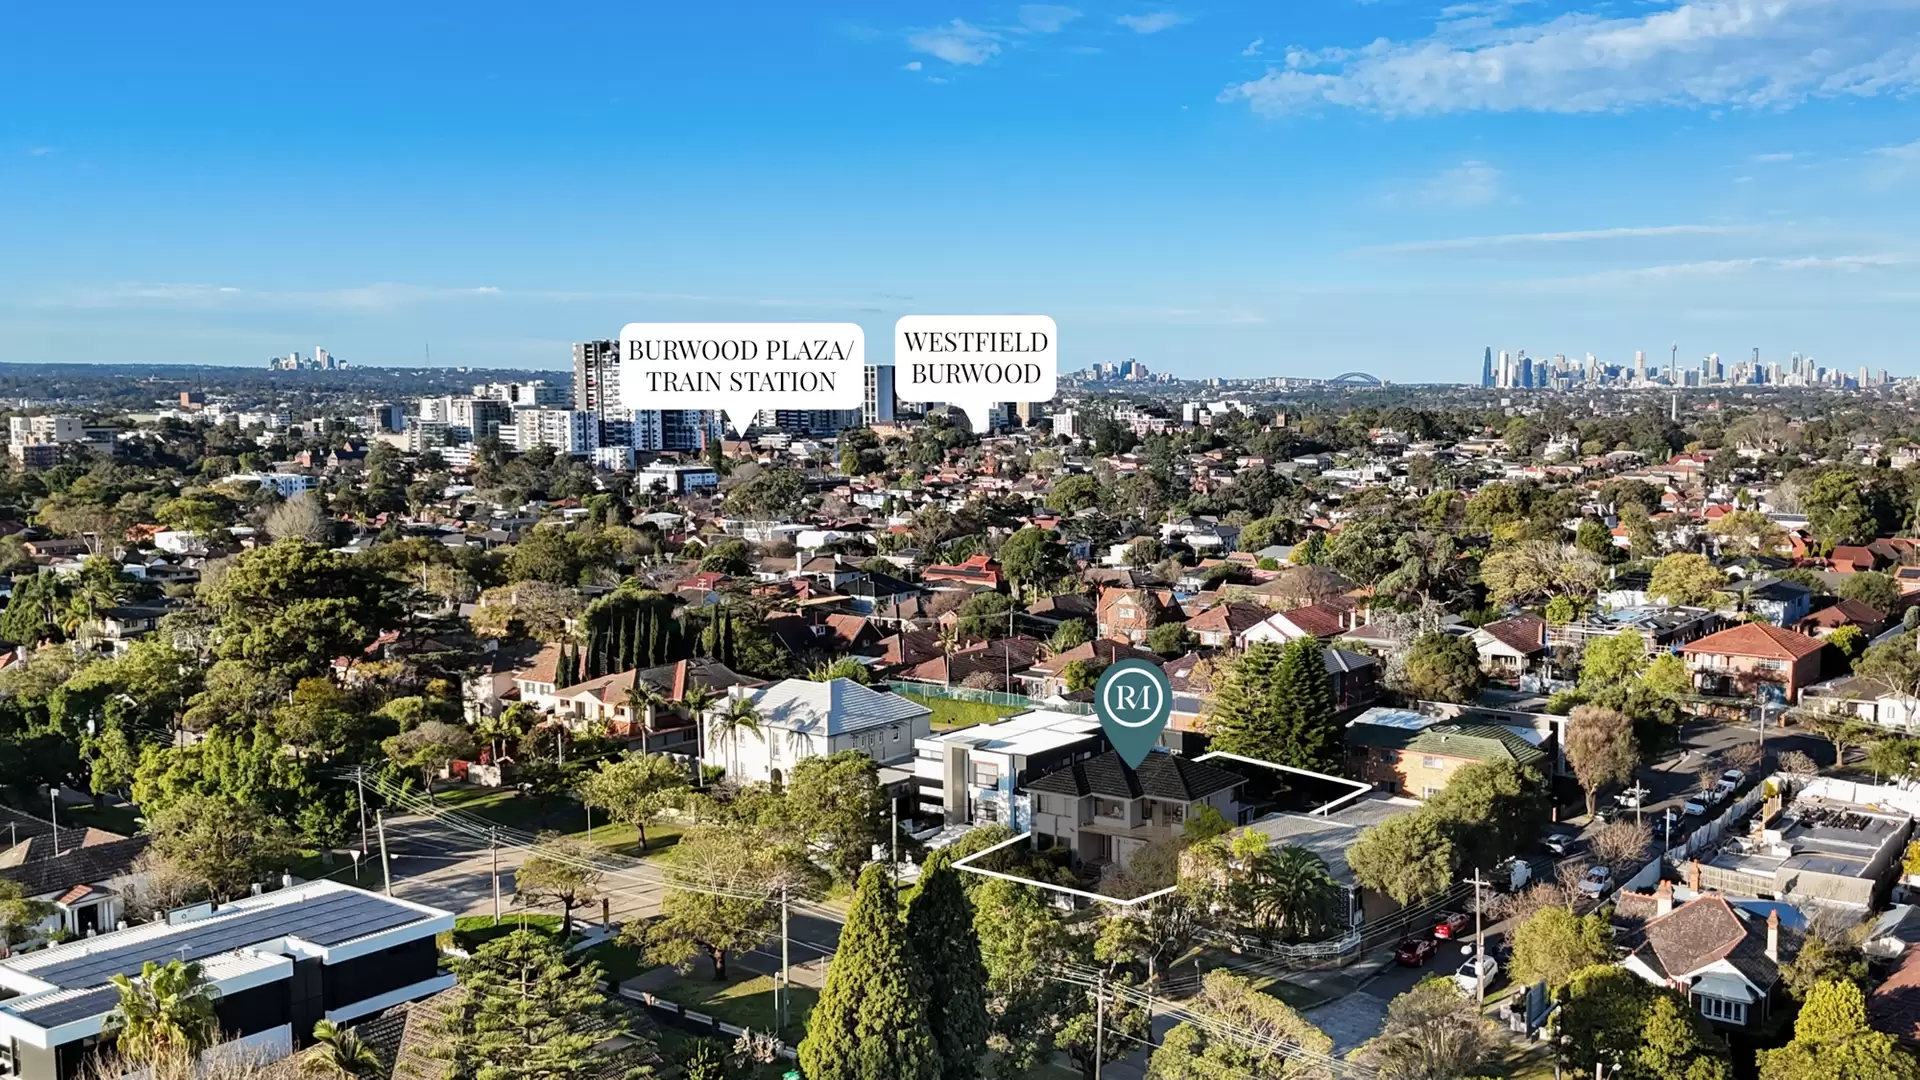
[1766,909,1780,961]
[1687,859,1702,893]
[1655,880,1674,917]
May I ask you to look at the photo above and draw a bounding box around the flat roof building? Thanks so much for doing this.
[0,882,454,1080]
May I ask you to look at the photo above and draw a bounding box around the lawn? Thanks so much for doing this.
[897,692,1021,731]
[430,786,686,858]
[648,970,817,1043]
[448,913,564,950]
[584,939,649,984]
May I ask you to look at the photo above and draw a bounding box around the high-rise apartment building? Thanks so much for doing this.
[864,363,897,424]
[1481,347,1494,387]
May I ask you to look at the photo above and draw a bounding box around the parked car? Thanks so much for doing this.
[1578,866,1614,897]
[1453,953,1500,996]
[1684,795,1709,816]
[1712,779,1738,802]
[1594,804,1623,823]
[1721,768,1746,787]
[1615,788,1645,809]
[1395,937,1439,967]
[1433,912,1472,940]
[1542,832,1578,856]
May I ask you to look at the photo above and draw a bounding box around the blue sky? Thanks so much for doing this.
[4,0,1919,382]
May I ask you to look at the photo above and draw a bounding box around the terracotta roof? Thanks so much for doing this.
[1184,601,1269,636]
[1277,602,1350,638]
[1872,943,1920,1044]
[516,641,565,685]
[1681,622,1827,661]
[1801,597,1891,630]
[1028,638,1161,676]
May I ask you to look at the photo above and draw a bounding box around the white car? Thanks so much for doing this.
[1712,779,1738,802]
[1615,789,1644,809]
[1577,866,1613,897]
[1721,768,1746,787]
[1684,796,1709,816]
[1453,954,1500,995]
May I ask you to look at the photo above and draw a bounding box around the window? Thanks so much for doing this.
[1422,786,1442,799]
[1697,996,1746,1025]
[969,762,1001,788]
[1421,756,1443,770]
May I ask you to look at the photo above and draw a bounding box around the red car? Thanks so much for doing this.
[1433,912,1472,940]
[1395,937,1439,966]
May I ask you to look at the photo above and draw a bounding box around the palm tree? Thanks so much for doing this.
[304,1019,381,1080]
[1250,846,1343,944]
[707,696,762,780]
[103,959,219,1072]
[624,677,671,734]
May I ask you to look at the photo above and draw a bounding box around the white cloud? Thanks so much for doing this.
[1532,253,1909,289]
[1364,224,1757,254]
[1242,37,1265,56]
[33,282,508,312]
[908,19,1002,65]
[1752,151,1796,162]
[1117,11,1187,33]
[904,61,923,70]
[25,146,54,157]
[1417,160,1505,207]
[1869,137,1920,160]
[1222,0,1920,117]
[1018,5,1081,32]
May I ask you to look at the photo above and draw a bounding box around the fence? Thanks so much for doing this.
[1663,781,1768,865]
[883,681,1092,714]
[617,986,798,1062]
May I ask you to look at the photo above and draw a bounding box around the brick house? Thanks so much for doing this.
[1183,600,1270,650]
[1025,750,1247,872]
[1681,622,1828,705]
[1096,587,1175,644]
[1344,720,1550,800]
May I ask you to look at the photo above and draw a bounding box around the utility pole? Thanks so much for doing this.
[1465,868,1491,1005]
[779,885,791,1033]
[48,787,59,858]
[490,828,501,921]
[1093,971,1106,1080]
[376,810,392,896]
[355,768,370,856]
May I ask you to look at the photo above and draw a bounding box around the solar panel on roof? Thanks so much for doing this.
[19,889,431,989]
[12,986,121,1027]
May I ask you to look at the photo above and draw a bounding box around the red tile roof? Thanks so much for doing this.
[1682,622,1827,661]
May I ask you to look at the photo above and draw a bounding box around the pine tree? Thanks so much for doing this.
[1206,642,1287,763]
[799,865,942,1080]
[1271,636,1337,770]
[905,856,990,1080]
[447,929,652,1080]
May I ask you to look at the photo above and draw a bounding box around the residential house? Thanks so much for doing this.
[1471,615,1548,676]
[913,710,1106,830]
[0,812,150,941]
[923,554,1003,590]
[1239,599,1361,647]
[0,882,456,1080]
[1183,601,1270,650]
[1343,710,1551,800]
[1681,623,1828,705]
[1798,598,1893,639]
[1615,888,1797,1030]
[894,636,1043,691]
[1802,673,1920,730]
[1096,587,1174,644]
[1025,750,1248,873]
[550,658,756,754]
[1018,639,1162,699]
[1723,577,1814,628]
[507,642,567,711]
[706,678,932,785]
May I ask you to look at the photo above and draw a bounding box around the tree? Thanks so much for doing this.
[1580,631,1649,692]
[264,493,331,543]
[1348,812,1455,905]
[0,880,56,957]
[998,527,1067,597]
[0,571,58,645]
[304,1019,382,1080]
[1353,978,1497,1080]
[799,864,941,1080]
[1828,624,1869,669]
[706,696,761,778]
[200,539,400,681]
[449,929,652,1080]
[700,538,753,575]
[1781,931,1870,1002]
[1232,839,1343,944]
[1635,992,1733,1080]
[1048,619,1092,653]
[514,833,603,937]
[1710,509,1787,558]
[1509,906,1613,990]
[1760,979,1918,1080]
[1589,819,1653,867]
[1424,760,1548,876]
[578,752,689,852]
[787,751,887,882]
[382,721,475,798]
[1048,475,1101,513]
[146,793,296,901]
[637,824,802,980]
[1146,622,1193,658]
[1840,571,1903,617]
[1061,659,1103,694]
[470,581,581,642]
[1641,653,1692,702]
[1564,705,1640,816]
[1402,631,1483,704]
[1648,553,1727,606]
[905,858,990,1080]
[1205,638,1339,770]
[1144,970,1332,1080]
[103,959,220,1072]
[1481,541,1606,607]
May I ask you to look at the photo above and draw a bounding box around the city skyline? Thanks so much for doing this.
[5,1,1920,379]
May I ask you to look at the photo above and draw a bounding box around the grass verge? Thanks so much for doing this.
[897,692,1021,731]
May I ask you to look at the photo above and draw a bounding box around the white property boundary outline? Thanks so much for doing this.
[950,752,1373,907]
